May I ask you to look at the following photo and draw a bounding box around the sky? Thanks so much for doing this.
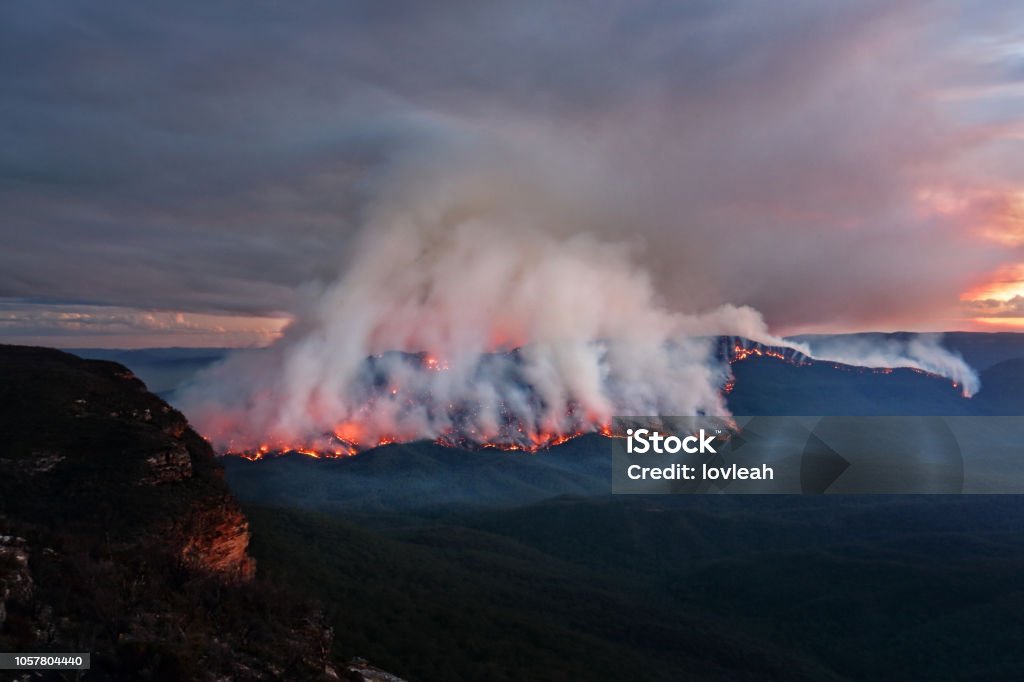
[2,0,1024,348]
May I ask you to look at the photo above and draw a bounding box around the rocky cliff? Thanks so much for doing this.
[0,345,347,680]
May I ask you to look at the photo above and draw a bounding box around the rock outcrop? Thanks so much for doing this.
[178,500,256,580]
[142,442,193,485]
[0,345,337,679]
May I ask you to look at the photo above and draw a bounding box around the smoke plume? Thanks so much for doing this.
[799,335,980,396]
[180,140,978,454]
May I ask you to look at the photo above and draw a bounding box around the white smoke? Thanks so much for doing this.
[797,334,979,397]
[179,138,979,453]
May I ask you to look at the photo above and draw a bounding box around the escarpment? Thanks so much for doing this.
[0,345,333,679]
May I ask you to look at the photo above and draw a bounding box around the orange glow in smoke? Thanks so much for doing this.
[230,338,966,461]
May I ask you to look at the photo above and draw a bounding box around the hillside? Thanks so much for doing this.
[0,345,388,680]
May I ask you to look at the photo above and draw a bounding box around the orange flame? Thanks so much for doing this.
[230,339,964,461]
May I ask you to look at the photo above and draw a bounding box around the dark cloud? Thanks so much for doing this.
[2,0,1024,344]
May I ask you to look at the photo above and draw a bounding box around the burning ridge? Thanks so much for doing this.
[226,337,965,461]
[234,347,618,460]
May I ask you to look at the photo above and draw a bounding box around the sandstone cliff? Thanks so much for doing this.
[0,345,337,680]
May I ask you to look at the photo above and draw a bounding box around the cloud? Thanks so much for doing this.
[0,0,1023,342]
[0,300,286,348]
[963,295,1024,317]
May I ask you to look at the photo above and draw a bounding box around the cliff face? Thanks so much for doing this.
[0,345,331,679]
[0,345,256,580]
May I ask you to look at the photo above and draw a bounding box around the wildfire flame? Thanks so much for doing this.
[235,423,609,461]
[228,341,964,460]
[729,344,799,364]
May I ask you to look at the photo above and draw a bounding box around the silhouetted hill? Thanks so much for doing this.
[0,345,348,680]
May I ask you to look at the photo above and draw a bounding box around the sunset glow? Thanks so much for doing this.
[961,263,1024,331]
